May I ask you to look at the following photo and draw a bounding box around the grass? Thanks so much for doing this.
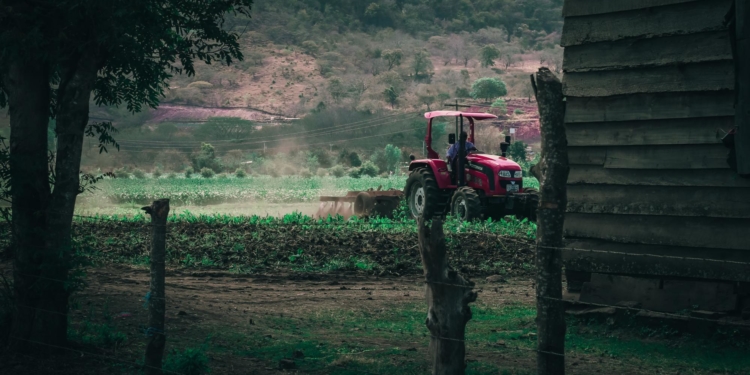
[109,303,748,375]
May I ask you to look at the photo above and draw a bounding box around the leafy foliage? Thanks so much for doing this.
[471,78,508,102]
[164,346,210,375]
[508,141,527,162]
[384,144,402,174]
[479,45,501,68]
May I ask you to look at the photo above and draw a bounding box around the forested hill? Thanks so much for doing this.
[239,0,563,39]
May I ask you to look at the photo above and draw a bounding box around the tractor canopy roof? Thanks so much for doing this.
[424,111,498,120]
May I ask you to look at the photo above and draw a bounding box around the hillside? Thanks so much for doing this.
[92,0,562,120]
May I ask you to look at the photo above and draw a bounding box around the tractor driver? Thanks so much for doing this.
[446,131,477,165]
[446,131,477,183]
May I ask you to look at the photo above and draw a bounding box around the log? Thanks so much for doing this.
[533,68,568,374]
[418,217,477,375]
[567,165,750,187]
[561,0,731,47]
[565,91,735,123]
[563,31,732,72]
[562,0,698,17]
[563,61,734,97]
[565,117,732,146]
[142,199,170,375]
[567,185,750,218]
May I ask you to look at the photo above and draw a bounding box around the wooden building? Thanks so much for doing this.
[560,0,750,313]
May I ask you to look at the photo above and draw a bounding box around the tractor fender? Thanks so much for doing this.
[408,159,452,189]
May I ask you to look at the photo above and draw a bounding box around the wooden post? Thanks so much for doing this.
[532,68,568,375]
[418,217,477,375]
[735,0,750,175]
[142,199,170,375]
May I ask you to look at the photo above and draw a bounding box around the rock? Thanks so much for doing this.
[278,359,296,370]
[292,350,305,359]
[485,275,507,283]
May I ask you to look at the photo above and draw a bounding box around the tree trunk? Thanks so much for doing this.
[3,60,56,352]
[418,217,477,375]
[532,67,568,375]
[5,49,99,352]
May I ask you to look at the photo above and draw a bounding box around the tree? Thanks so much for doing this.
[384,144,402,174]
[508,141,527,162]
[413,120,447,145]
[0,0,253,351]
[479,45,501,68]
[411,50,434,80]
[384,86,399,109]
[491,98,508,115]
[327,78,347,103]
[471,78,508,102]
[500,51,519,70]
[381,49,403,71]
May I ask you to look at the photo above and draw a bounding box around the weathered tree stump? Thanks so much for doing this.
[418,217,477,375]
[142,199,170,375]
[532,67,569,375]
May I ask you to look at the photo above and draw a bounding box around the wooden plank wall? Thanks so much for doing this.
[561,0,750,282]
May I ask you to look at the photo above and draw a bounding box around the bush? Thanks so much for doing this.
[491,98,508,115]
[471,77,507,102]
[455,87,471,98]
[164,347,210,375]
[514,108,524,115]
[330,165,346,178]
[167,173,177,179]
[359,161,379,177]
[300,169,314,178]
[508,141,527,162]
[152,167,163,179]
[281,165,297,176]
[184,167,194,178]
[132,169,146,179]
[316,168,328,177]
[216,173,228,179]
[114,168,131,179]
[349,152,361,167]
[200,167,215,178]
[235,169,247,178]
[348,168,362,178]
[191,143,223,173]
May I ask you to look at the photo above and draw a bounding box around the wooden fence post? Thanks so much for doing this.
[532,68,568,375]
[418,217,477,375]
[142,199,170,375]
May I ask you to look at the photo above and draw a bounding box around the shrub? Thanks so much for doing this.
[200,167,215,178]
[514,108,524,115]
[281,165,297,176]
[167,173,177,179]
[191,143,223,173]
[114,168,131,179]
[491,98,508,115]
[316,168,328,177]
[164,347,210,375]
[152,167,163,179]
[508,141,527,162]
[132,169,146,179]
[300,169,313,178]
[348,168,362,178]
[235,169,247,178]
[330,165,346,178]
[455,87,471,98]
[216,173,228,179]
[359,161,379,177]
[269,168,280,177]
[184,167,194,178]
[154,149,190,172]
[349,152,362,167]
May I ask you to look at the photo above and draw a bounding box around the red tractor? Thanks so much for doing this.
[405,111,539,221]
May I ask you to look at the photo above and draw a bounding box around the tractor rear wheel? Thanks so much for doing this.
[405,168,441,219]
[451,187,482,222]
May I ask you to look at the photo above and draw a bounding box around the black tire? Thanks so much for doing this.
[451,186,482,222]
[353,192,375,217]
[405,168,441,219]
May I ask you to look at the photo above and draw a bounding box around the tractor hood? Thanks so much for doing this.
[468,154,522,171]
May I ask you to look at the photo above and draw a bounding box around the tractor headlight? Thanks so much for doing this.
[514,171,523,178]
[499,170,512,178]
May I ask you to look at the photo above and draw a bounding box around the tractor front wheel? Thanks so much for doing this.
[451,187,482,222]
[406,168,441,219]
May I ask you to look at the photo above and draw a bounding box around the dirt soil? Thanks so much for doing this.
[2,263,694,375]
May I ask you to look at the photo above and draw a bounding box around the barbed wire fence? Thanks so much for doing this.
[2,212,750,374]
